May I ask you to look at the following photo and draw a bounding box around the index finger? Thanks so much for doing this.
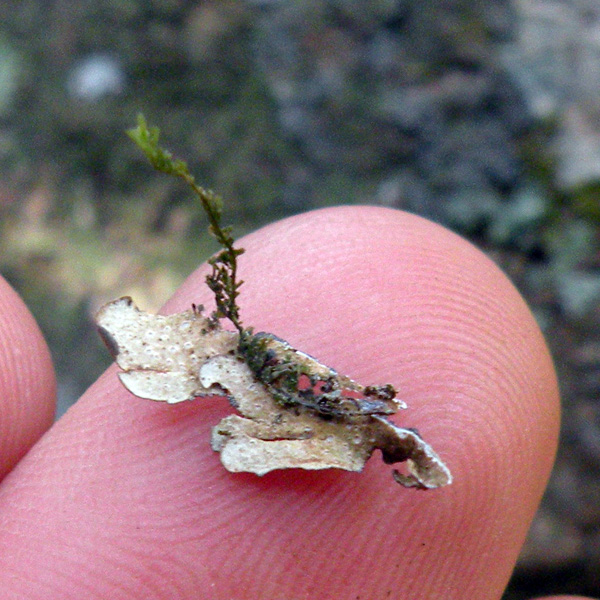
[0,206,559,600]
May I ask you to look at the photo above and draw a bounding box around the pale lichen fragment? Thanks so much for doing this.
[96,297,237,403]
[201,355,375,475]
[96,297,452,489]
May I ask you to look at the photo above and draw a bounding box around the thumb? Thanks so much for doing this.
[0,276,55,478]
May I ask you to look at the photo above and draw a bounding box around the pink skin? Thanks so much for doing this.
[0,205,583,599]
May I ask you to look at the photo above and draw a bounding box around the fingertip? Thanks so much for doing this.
[0,207,560,600]
[170,205,560,597]
[0,276,56,478]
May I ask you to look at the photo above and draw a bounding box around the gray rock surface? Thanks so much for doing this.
[502,0,600,188]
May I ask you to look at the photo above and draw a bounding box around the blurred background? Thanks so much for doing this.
[0,1,598,597]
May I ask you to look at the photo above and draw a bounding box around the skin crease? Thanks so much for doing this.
[0,205,590,600]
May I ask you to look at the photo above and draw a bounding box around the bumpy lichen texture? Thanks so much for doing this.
[96,297,452,489]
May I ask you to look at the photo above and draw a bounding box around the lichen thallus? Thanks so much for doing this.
[104,116,452,489]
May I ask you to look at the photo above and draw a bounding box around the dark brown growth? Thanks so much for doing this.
[238,330,401,419]
[97,325,120,358]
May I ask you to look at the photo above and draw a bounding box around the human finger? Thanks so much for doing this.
[0,206,559,600]
[0,275,55,479]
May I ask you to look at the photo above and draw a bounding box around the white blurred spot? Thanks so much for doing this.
[67,55,125,100]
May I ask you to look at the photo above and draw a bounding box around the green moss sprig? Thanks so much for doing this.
[127,114,245,333]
